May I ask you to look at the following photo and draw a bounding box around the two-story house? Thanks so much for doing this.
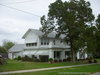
[8,29,87,61]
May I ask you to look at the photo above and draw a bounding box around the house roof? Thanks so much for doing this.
[9,44,25,52]
[22,29,65,39]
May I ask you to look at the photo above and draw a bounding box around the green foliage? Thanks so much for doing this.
[21,55,33,61]
[0,56,7,65]
[14,56,22,60]
[41,0,95,62]
[40,15,55,37]
[95,14,100,58]
[17,56,21,60]
[49,58,53,62]
[2,40,15,51]
[0,46,7,53]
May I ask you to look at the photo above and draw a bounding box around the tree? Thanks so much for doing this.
[0,46,7,53]
[84,26,97,58]
[40,15,55,37]
[40,0,94,62]
[2,40,15,51]
[95,14,100,58]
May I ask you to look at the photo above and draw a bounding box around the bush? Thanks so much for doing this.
[17,56,21,60]
[59,59,62,62]
[0,55,7,65]
[63,59,67,62]
[54,60,58,62]
[49,58,53,63]
[22,55,33,61]
[88,60,92,63]
[66,57,71,62]
[32,56,40,62]
[93,59,97,63]
[14,56,21,60]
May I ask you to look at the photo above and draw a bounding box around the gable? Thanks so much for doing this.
[24,30,39,43]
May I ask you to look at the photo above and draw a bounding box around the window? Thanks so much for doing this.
[54,51,61,58]
[60,40,63,43]
[26,43,29,47]
[65,51,70,57]
[53,40,55,45]
[41,42,43,45]
[41,38,49,45]
[26,43,37,47]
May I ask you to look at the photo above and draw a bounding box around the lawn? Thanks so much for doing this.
[0,60,84,72]
[96,59,100,62]
[7,64,100,75]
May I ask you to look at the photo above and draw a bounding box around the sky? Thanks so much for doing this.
[0,0,100,45]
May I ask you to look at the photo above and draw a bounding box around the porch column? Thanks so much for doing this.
[77,52,80,59]
[60,51,65,61]
[49,49,54,59]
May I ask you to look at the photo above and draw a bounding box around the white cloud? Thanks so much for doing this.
[0,17,41,45]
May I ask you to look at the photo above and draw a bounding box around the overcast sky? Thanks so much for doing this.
[0,0,100,45]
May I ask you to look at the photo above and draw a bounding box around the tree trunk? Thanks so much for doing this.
[71,47,76,62]
[70,39,76,62]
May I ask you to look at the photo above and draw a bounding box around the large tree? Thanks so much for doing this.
[41,0,94,62]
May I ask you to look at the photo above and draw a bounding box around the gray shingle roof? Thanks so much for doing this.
[9,44,25,52]
[22,29,65,39]
[31,29,57,38]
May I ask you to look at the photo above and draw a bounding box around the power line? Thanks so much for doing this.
[2,0,36,5]
[0,3,41,17]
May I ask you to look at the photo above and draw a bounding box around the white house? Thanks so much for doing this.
[8,29,87,61]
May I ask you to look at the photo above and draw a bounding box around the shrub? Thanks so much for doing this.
[22,55,33,61]
[54,60,58,62]
[49,58,53,63]
[66,57,71,62]
[0,55,7,65]
[32,56,39,62]
[63,59,67,62]
[17,56,21,60]
[13,56,21,60]
[93,59,97,63]
[59,59,62,62]
[88,60,92,64]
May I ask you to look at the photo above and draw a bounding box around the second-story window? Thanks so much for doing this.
[53,40,55,45]
[41,38,49,45]
[60,40,63,43]
[26,43,37,47]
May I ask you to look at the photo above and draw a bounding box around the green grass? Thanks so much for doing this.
[0,60,84,72]
[96,59,100,61]
[7,64,100,75]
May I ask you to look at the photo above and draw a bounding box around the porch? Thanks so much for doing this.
[49,50,70,62]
